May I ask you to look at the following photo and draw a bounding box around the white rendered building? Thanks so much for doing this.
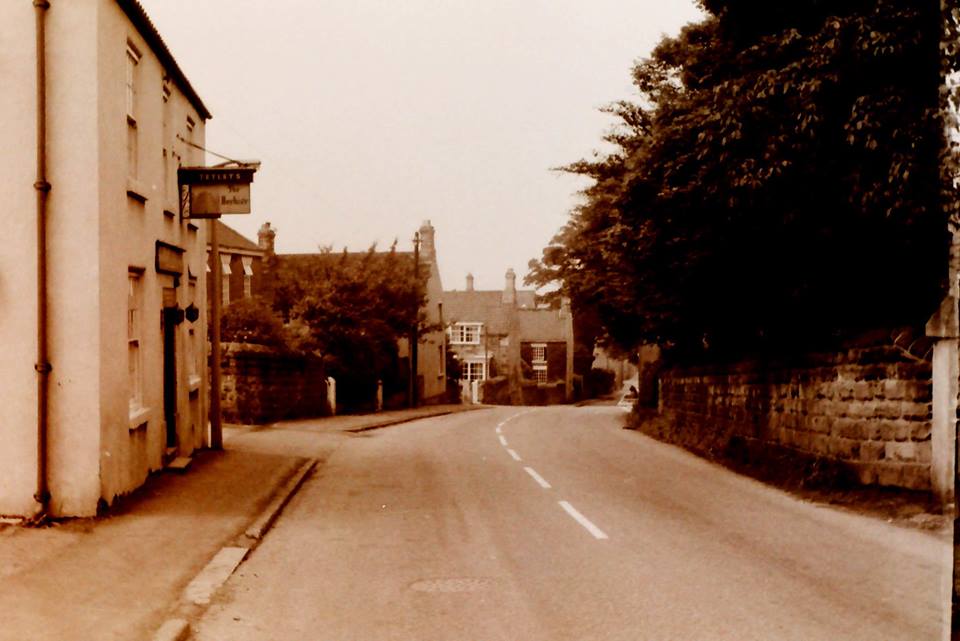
[1,0,211,517]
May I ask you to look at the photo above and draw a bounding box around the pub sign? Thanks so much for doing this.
[178,165,257,218]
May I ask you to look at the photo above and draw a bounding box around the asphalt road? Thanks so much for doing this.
[193,406,948,641]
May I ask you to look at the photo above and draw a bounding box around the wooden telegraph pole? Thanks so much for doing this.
[209,219,223,450]
[409,231,421,408]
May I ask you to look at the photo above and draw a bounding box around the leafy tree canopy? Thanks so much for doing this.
[529,0,956,362]
[271,243,430,397]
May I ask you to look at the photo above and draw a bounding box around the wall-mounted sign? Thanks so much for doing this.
[178,165,257,218]
[156,241,184,276]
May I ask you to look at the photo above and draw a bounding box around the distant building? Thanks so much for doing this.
[444,270,574,403]
[264,221,447,406]
[206,220,267,309]
[0,0,211,516]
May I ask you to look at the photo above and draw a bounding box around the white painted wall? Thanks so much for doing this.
[0,1,48,517]
[0,0,209,516]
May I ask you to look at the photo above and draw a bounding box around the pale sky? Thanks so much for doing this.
[140,0,704,291]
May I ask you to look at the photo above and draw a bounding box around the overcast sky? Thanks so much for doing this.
[141,0,703,291]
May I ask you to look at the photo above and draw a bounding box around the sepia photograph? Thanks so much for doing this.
[0,0,958,639]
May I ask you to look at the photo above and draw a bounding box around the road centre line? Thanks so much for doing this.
[498,435,508,446]
[524,466,551,489]
[558,501,608,540]
[507,449,521,461]
[495,426,502,433]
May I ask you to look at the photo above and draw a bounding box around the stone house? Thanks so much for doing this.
[0,0,211,517]
[444,270,574,403]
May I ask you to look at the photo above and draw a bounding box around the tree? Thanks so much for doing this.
[530,0,954,361]
[271,242,430,410]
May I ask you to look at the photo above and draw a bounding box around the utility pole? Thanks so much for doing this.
[209,219,223,450]
[409,231,421,408]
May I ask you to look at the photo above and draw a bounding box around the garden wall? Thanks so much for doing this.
[657,345,933,490]
[219,343,329,424]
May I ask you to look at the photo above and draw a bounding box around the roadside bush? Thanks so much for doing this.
[584,368,616,398]
[220,297,288,348]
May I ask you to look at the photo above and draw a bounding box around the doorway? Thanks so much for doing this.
[161,294,181,450]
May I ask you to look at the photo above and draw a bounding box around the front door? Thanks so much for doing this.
[162,302,179,449]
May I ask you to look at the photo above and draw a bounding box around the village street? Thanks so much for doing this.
[190,406,947,641]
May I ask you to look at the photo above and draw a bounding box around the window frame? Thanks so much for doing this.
[128,271,144,412]
[462,360,486,382]
[531,343,547,363]
[241,256,254,298]
[125,43,140,180]
[450,322,482,345]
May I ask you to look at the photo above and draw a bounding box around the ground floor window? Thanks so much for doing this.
[128,271,143,410]
[462,360,485,382]
[533,364,547,384]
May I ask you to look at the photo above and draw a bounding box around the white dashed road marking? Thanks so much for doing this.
[558,501,608,540]
[498,435,508,446]
[524,466,552,489]
[507,449,521,461]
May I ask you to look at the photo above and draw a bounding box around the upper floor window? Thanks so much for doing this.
[126,44,141,179]
[531,343,546,363]
[125,44,140,120]
[185,116,197,163]
[241,256,254,298]
[220,255,232,307]
[450,322,482,345]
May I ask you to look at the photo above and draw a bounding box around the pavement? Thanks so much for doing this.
[0,403,484,641]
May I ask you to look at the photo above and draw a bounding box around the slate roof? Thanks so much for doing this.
[442,292,509,334]
[442,289,558,340]
[212,221,261,253]
[517,309,568,342]
[279,250,413,263]
[117,1,211,120]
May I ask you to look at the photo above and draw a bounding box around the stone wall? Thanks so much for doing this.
[219,343,329,425]
[520,381,566,406]
[658,345,933,490]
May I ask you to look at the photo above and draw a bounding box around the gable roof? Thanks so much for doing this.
[442,291,510,334]
[211,220,261,253]
[442,289,543,337]
[517,309,568,342]
[117,1,211,120]
[279,250,414,264]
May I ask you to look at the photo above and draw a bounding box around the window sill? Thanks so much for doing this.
[129,405,151,431]
[163,208,176,219]
[188,375,202,393]
[126,179,149,203]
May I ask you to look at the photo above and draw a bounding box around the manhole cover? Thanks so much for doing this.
[409,577,493,593]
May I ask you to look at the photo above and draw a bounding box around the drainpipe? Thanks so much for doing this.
[33,0,52,517]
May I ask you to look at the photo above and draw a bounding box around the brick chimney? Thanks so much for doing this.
[257,222,276,255]
[502,268,516,305]
[419,220,436,263]
[466,273,474,291]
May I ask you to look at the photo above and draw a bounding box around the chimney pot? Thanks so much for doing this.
[257,222,276,254]
[502,268,516,305]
